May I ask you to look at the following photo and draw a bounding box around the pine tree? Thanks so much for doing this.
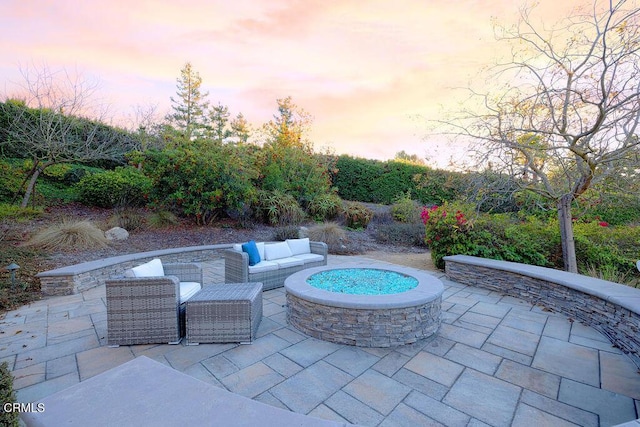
[208,102,231,144]
[230,112,251,144]
[167,62,209,140]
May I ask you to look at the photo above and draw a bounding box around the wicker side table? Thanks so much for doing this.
[186,283,263,345]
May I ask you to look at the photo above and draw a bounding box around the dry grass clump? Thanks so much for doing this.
[25,220,108,251]
[107,208,146,231]
[307,222,348,254]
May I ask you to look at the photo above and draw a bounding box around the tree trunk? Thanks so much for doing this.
[21,166,43,208]
[557,195,578,273]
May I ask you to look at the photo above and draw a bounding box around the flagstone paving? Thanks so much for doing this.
[1,255,639,426]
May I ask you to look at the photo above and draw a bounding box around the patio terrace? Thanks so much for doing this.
[2,255,639,426]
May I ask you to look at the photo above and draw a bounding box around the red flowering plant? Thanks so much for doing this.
[421,203,476,269]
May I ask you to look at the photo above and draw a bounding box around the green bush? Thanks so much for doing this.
[343,202,373,229]
[307,193,342,221]
[255,144,332,207]
[76,167,151,208]
[139,145,257,225]
[147,210,179,228]
[390,191,421,223]
[0,204,42,222]
[0,160,23,202]
[42,163,73,182]
[573,221,639,279]
[255,190,306,226]
[331,155,465,205]
[423,203,552,269]
[577,192,640,225]
[0,362,19,427]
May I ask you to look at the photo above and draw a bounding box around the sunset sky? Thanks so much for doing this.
[0,0,579,169]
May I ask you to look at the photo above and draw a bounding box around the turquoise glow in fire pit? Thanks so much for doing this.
[307,268,419,295]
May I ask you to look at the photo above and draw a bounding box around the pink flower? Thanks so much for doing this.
[599,221,609,227]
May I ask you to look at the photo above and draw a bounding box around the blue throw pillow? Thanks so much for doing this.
[242,240,261,266]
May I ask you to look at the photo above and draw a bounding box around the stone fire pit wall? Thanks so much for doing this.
[286,293,441,347]
[284,265,444,348]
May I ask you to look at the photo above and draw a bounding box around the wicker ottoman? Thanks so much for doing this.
[186,283,263,345]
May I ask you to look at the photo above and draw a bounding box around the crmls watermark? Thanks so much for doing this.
[3,402,45,413]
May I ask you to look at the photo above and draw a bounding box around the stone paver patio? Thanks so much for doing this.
[1,255,639,426]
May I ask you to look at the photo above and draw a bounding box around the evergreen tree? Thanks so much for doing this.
[167,62,209,140]
[208,102,231,144]
[230,112,251,144]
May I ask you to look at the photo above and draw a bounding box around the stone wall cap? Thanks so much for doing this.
[37,244,233,277]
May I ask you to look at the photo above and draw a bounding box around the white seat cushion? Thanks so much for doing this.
[286,238,310,255]
[264,242,294,261]
[179,282,201,303]
[292,253,325,264]
[274,257,304,268]
[132,258,165,278]
[248,260,279,274]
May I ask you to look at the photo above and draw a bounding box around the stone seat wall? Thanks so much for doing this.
[444,255,640,369]
[36,244,233,296]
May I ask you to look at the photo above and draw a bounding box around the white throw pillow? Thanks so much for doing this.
[264,241,294,260]
[131,258,165,278]
[286,238,310,255]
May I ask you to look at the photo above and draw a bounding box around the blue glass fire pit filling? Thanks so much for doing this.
[306,268,419,295]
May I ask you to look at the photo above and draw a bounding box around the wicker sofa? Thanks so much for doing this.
[224,238,328,291]
[105,259,203,346]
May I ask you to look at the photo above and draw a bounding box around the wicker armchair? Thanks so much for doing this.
[106,263,203,346]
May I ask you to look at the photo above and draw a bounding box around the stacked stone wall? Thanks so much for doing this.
[38,246,230,296]
[445,259,640,368]
[286,293,441,347]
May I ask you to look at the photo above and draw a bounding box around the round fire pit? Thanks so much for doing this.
[284,265,443,347]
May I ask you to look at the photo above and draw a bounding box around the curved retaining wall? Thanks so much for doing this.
[36,244,233,296]
[444,255,640,368]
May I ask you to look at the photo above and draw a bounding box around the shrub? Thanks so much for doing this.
[76,167,151,208]
[343,202,373,229]
[42,163,73,182]
[578,192,640,225]
[573,222,637,279]
[307,193,342,221]
[25,220,108,251]
[390,191,421,223]
[107,208,146,231]
[140,145,257,225]
[423,204,552,269]
[374,222,426,247]
[272,225,301,241]
[0,160,23,202]
[307,222,348,254]
[0,362,18,427]
[147,210,179,228]
[255,190,306,226]
[0,204,42,222]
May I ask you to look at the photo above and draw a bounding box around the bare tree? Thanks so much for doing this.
[442,0,640,272]
[1,65,135,207]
